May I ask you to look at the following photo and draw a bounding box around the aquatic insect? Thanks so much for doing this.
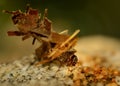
[35,29,80,66]
[4,5,80,66]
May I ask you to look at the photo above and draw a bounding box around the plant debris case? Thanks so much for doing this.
[4,5,80,66]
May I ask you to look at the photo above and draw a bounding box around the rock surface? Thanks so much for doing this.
[0,36,120,86]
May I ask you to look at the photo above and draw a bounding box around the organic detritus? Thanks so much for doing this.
[4,5,80,66]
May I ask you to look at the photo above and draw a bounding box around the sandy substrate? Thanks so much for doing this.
[0,36,120,86]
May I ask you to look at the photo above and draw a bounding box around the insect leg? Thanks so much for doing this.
[32,38,36,45]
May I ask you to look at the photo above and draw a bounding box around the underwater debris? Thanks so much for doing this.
[4,5,80,66]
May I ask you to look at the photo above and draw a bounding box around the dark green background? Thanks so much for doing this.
[0,0,120,38]
[0,0,120,60]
